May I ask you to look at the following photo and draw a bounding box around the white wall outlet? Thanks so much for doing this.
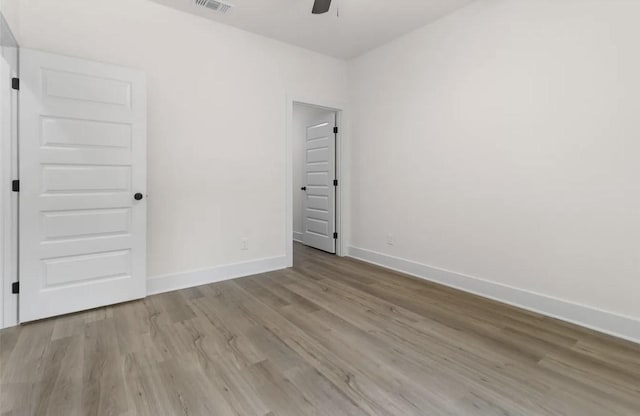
[241,238,249,251]
[386,233,394,246]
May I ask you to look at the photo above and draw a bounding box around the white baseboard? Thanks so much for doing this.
[348,246,640,344]
[293,232,304,243]
[147,256,288,296]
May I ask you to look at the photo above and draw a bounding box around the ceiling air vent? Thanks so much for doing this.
[194,0,233,14]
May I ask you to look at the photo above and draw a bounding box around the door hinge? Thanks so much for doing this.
[11,282,19,294]
[11,180,19,192]
[333,126,338,134]
[11,77,19,90]
[333,179,338,187]
[333,232,338,239]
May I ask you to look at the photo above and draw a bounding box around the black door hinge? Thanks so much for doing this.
[333,232,338,239]
[11,180,19,192]
[333,179,338,187]
[333,126,338,134]
[11,282,19,294]
[11,78,19,90]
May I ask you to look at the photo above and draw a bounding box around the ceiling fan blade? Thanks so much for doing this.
[312,0,332,14]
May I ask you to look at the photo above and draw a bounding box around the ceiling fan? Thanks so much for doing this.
[312,0,332,14]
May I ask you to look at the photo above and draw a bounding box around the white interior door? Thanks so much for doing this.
[19,49,147,322]
[302,114,336,253]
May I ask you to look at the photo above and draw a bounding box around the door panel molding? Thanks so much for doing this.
[302,112,336,254]
[19,49,147,322]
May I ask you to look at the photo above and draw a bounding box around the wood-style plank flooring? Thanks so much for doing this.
[1,243,640,415]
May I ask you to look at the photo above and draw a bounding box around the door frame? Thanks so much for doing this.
[0,15,19,329]
[286,95,349,266]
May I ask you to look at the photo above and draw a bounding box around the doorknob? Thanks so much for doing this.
[134,193,144,201]
[301,186,307,191]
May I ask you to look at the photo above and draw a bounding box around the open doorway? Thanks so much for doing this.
[292,102,340,255]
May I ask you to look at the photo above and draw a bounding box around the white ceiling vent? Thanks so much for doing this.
[194,0,233,14]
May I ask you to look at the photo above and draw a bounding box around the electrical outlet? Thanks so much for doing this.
[241,238,249,251]
[386,234,394,246]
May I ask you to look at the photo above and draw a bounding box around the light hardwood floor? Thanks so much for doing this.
[1,243,639,415]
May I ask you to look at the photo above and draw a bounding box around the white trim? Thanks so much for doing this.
[293,231,304,243]
[0,41,18,330]
[348,246,640,344]
[147,256,288,296]
[0,56,7,329]
[286,94,349,266]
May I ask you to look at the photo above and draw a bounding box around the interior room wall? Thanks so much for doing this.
[15,0,348,286]
[348,0,640,340]
[0,0,19,40]
[292,103,335,242]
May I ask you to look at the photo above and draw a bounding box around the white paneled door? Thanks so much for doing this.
[19,49,147,322]
[302,114,336,254]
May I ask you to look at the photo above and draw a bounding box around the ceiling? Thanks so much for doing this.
[150,0,475,59]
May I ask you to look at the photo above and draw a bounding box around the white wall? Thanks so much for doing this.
[349,0,640,338]
[15,0,348,282]
[292,104,335,241]
[0,0,19,40]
